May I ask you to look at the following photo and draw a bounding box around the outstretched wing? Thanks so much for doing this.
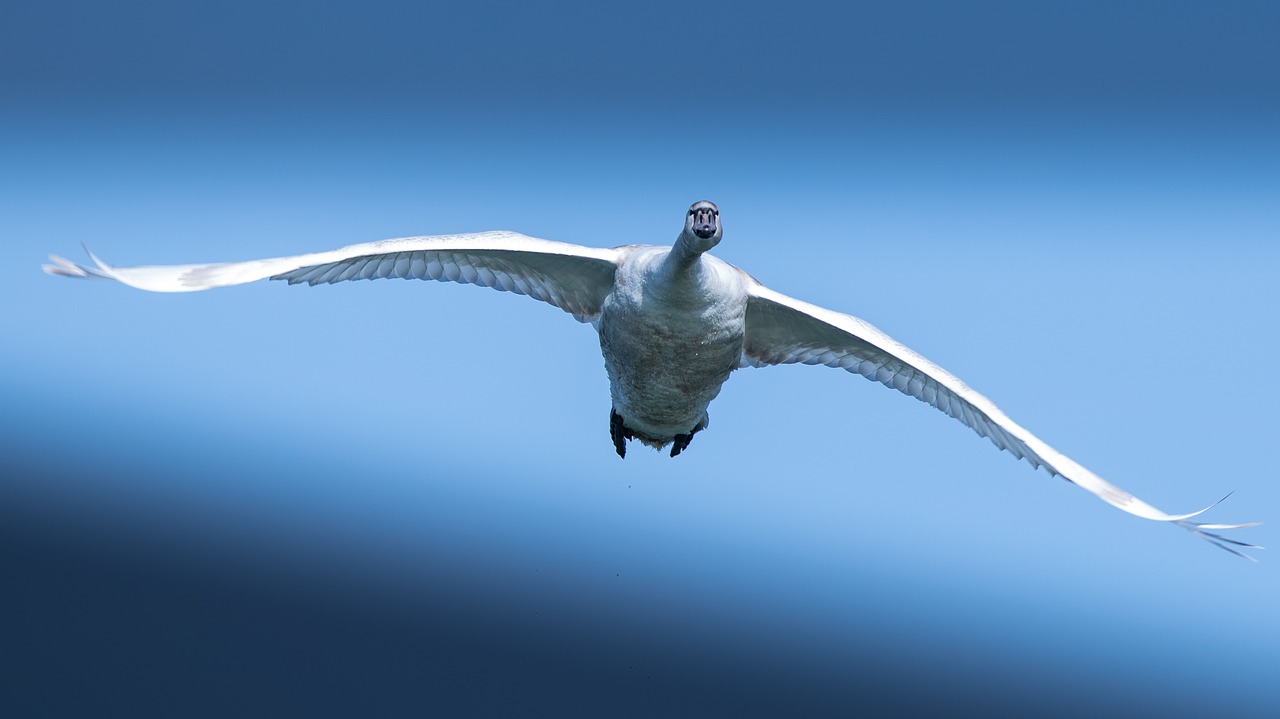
[44,231,621,323]
[741,282,1259,557]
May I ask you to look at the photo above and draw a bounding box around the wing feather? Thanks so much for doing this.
[44,231,621,323]
[742,282,1258,555]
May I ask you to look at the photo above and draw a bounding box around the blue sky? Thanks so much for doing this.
[3,1,1279,715]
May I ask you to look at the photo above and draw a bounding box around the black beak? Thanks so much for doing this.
[692,208,717,239]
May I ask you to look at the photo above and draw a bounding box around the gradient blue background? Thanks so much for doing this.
[3,1,1278,715]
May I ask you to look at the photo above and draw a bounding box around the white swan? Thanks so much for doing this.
[44,200,1259,556]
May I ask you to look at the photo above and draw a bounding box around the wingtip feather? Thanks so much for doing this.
[82,242,111,273]
[1171,493,1262,560]
[43,253,95,278]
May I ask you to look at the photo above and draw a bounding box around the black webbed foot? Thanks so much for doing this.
[670,427,701,455]
[669,433,693,457]
[609,409,630,459]
[669,418,706,458]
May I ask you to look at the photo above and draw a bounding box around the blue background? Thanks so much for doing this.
[3,1,1278,715]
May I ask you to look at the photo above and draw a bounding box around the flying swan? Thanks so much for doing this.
[44,201,1259,557]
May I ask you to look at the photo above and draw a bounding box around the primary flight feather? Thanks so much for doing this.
[44,200,1259,557]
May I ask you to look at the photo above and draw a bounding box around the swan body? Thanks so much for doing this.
[43,200,1259,556]
[600,244,748,451]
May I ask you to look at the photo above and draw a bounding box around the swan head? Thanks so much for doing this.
[681,200,722,253]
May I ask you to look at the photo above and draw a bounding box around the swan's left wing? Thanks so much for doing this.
[44,231,621,322]
[741,282,1259,557]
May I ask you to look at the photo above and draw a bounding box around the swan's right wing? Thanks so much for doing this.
[45,231,622,323]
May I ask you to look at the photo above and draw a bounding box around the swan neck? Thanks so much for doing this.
[667,235,706,271]
[671,230,714,266]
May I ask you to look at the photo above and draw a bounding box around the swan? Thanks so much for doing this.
[44,200,1259,557]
